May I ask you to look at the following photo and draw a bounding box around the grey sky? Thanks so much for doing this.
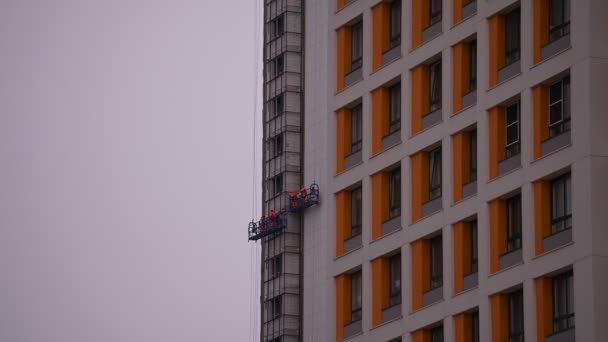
[0,1,261,341]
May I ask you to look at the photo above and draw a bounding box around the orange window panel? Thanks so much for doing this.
[411,328,431,342]
[454,312,473,342]
[488,15,506,87]
[372,87,390,156]
[452,131,471,203]
[411,64,430,135]
[335,273,352,342]
[411,151,430,222]
[488,106,506,180]
[491,293,509,342]
[452,42,471,113]
[453,0,464,25]
[372,3,390,71]
[372,172,389,240]
[337,0,346,11]
[411,0,430,49]
[534,180,551,255]
[336,108,352,174]
[336,26,352,92]
[371,257,390,327]
[453,221,471,294]
[533,85,549,160]
[335,191,352,257]
[533,0,549,64]
[489,199,507,274]
[536,277,553,342]
[411,239,430,311]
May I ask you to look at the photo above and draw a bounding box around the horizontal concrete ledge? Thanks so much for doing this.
[382,130,401,151]
[541,130,571,157]
[422,108,442,130]
[422,196,442,218]
[344,319,362,339]
[344,67,362,88]
[382,303,402,323]
[382,215,402,236]
[422,20,442,44]
[543,228,572,253]
[382,45,401,65]
[423,286,443,307]
[499,248,522,270]
[463,272,478,291]
[541,33,570,61]
[344,233,362,254]
[546,327,575,342]
[462,180,477,198]
[498,153,521,176]
[344,149,362,170]
[498,59,520,84]
[462,89,476,109]
[462,0,477,20]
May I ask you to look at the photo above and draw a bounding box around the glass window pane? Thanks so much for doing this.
[565,175,571,215]
[550,81,562,103]
[563,78,571,119]
[550,103,563,125]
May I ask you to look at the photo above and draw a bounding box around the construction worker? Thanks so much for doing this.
[259,215,266,232]
[289,190,299,209]
[299,185,308,203]
[269,210,278,227]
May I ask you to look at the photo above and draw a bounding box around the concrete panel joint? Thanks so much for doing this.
[382,215,402,236]
[497,60,521,84]
[382,130,402,151]
[543,228,572,252]
[422,196,442,218]
[541,131,571,157]
[382,303,402,323]
[499,248,522,270]
[541,34,570,61]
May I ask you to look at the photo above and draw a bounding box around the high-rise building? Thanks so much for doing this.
[250,0,608,341]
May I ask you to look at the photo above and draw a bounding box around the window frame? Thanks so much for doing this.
[429,147,442,200]
[548,0,570,42]
[389,167,402,219]
[506,194,522,253]
[351,104,363,153]
[548,77,571,138]
[504,8,521,66]
[389,0,402,49]
[267,254,282,279]
[388,83,401,134]
[429,0,442,26]
[268,174,283,199]
[350,271,363,322]
[429,60,442,113]
[268,14,284,41]
[350,187,363,238]
[508,290,524,342]
[505,101,521,158]
[350,21,363,71]
[550,173,572,234]
[429,235,443,290]
[388,254,402,306]
[552,271,575,333]
[268,133,284,160]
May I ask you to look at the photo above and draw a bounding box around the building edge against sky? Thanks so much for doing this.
[253,0,608,341]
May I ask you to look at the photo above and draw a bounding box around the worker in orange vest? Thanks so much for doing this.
[299,185,308,203]
[269,210,278,227]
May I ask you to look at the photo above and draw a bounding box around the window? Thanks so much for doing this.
[269,14,284,40]
[267,255,282,279]
[351,21,363,71]
[430,235,443,289]
[269,174,283,198]
[552,271,574,333]
[505,101,521,158]
[470,220,478,274]
[267,54,284,80]
[268,338,282,342]
[505,8,521,66]
[469,40,477,91]
[389,83,401,134]
[551,173,572,234]
[389,0,402,48]
[429,60,442,112]
[351,187,362,237]
[351,104,363,152]
[429,0,442,26]
[266,296,282,321]
[268,134,283,159]
[548,77,571,138]
[268,94,284,120]
[472,311,480,342]
[469,130,477,181]
[429,147,442,200]
[430,325,444,342]
[351,271,362,322]
[549,0,570,42]
[506,194,522,252]
[508,290,524,342]
[389,254,402,306]
[389,168,401,218]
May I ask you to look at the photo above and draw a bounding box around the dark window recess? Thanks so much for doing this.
[268,174,283,198]
[505,101,521,158]
[351,271,363,322]
[429,147,442,200]
[389,83,401,134]
[389,0,402,48]
[351,21,363,71]
[508,290,524,342]
[351,104,363,152]
[472,311,480,342]
[389,168,402,218]
[505,8,521,66]
[429,60,442,113]
[268,134,284,159]
[389,254,402,306]
[549,0,570,42]
[269,14,284,40]
[549,77,571,138]
[430,325,444,342]
[470,220,478,273]
[469,130,477,181]
[551,173,572,234]
[268,94,284,120]
[552,271,575,333]
[267,54,284,80]
[429,0,442,26]
[267,255,282,279]
[266,296,282,321]
[351,187,363,237]
[469,40,477,91]
[506,194,522,252]
[430,235,443,290]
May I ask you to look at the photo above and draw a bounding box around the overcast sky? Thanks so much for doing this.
[0,1,262,341]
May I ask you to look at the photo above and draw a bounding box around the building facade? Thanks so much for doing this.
[256,0,608,341]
